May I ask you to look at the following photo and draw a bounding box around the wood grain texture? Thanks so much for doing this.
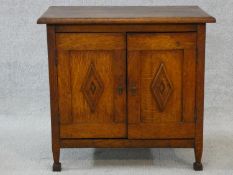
[37,6,216,24]
[127,33,196,139]
[56,33,125,50]
[46,25,60,167]
[57,51,72,124]
[183,49,196,122]
[39,6,215,170]
[80,62,104,113]
[150,62,174,112]
[60,139,194,148]
[60,123,126,138]
[140,50,183,123]
[194,24,206,168]
[56,33,127,138]
[128,33,196,50]
[55,24,197,33]
[128,123,195,139]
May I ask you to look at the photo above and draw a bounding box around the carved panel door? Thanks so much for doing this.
[56,33,126,138]
[127,33,197,139]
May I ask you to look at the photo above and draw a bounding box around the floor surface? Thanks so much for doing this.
[0,95,233,175]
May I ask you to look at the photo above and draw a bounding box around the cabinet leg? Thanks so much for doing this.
[52,147,61,171]
[193,146,203,171]
[193,161,203,171]
[53,162,61,172]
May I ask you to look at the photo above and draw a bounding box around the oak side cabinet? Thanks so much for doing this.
[37,6,215,171]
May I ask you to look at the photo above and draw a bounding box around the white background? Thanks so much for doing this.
[0,0,232,174]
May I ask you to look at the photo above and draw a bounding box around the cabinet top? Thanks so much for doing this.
[37,6,216,24]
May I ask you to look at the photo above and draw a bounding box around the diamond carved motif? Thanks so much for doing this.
[151,62,173,112]
[81,63,104,112]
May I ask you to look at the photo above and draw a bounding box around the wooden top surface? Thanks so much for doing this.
[37,6,216,24]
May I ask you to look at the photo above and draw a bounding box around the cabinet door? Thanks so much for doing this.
[56,33,126,138]
[127,33,196,139]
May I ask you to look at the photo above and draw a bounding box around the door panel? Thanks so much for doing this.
[140,50,182,123]
[57,33,126,138]
[127,33,196,139]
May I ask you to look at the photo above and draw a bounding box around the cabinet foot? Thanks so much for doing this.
[193,162,203,171]
[53,162,61,172]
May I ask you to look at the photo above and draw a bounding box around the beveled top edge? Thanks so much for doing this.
[37,6,216,24]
